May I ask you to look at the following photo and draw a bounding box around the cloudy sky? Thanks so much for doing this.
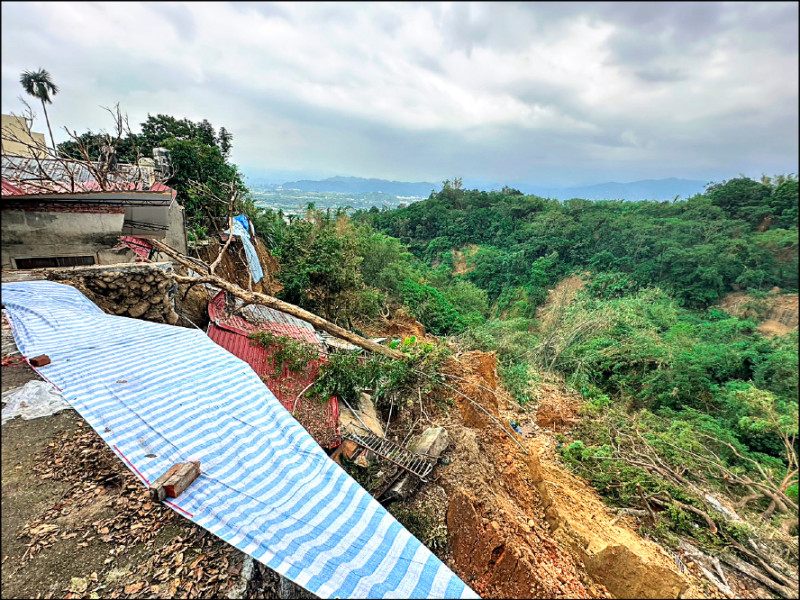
[2,2,797,188]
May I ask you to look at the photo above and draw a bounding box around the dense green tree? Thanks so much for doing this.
[139,114,198,152]
[57,112,247,238]
[706,177,772,226]
[58,131,142,163]
[217,127,233,158]
[163,138,248,233]
[367,175,798,308]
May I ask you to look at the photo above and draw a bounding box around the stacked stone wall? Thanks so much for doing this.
[43,262,180,325]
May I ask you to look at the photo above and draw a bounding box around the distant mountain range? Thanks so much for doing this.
[526,178,707,201]
[274,176,708,202]
[279,176,438,197]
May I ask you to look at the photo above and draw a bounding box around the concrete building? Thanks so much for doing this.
[1,185,187,269]
[1,114,47,158]
[1,133,186,270]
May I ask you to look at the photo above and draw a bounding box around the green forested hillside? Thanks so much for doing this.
[250,175,798,559]
[366,176,798,309]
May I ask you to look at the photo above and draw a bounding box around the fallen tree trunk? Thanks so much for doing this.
[650,496,718,534]
[149,238,404,360]
[719,554,798,599]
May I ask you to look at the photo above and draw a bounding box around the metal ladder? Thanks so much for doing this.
[346,431,434,482]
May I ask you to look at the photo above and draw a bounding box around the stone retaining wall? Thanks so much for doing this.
[44,262,180,325]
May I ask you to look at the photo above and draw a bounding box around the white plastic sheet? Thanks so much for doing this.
[1,380,70,425]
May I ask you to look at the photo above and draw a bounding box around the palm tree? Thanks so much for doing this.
[20,68,59,151]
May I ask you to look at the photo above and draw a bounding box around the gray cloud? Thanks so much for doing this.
[633,68,688,83]
[159,3,198,43]
[1,1,796,187]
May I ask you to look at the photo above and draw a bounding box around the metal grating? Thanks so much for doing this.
[346,431,434,481]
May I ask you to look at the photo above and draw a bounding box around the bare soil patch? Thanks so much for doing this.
[535,275,587,327]
[452,244,479,276]
[431,350,715,599]
[719,290,798,337]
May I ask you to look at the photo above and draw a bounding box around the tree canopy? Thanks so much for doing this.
[20,68,59,149]
[57,113,246,239]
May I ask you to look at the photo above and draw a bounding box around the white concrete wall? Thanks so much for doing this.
[1,208,125,269]
[167,201,187,254]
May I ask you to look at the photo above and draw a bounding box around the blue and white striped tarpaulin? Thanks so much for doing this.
[1,281,478,599]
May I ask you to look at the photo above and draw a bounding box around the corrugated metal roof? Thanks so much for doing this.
[207,322,271,377]
[1,156,175,197]
[208,322,340,448]
[208,290,322,346]
[318,331,361,352]
[1,179,25,195]
[117,236,154,260]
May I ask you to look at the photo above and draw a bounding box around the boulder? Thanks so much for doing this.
[339,393,384,438]
[128,300,151,318]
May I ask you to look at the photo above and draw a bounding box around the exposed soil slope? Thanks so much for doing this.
[431,351,705,599]
[452,244,479,276]
[719,290,799,337]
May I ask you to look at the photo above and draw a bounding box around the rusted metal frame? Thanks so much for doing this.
[346,433,433,481]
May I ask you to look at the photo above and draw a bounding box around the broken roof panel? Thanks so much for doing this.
[1,280,478,599]
[117,236,154,260]
[207,295,339,448]
[1,156,173,197]
[208,322,340,448]
[208,290,322,346]
[1,179,25,196]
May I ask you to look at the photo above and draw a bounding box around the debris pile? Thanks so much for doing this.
[427,350,711,598]
[533,383,580,431]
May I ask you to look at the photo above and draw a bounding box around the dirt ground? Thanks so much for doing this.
[1,315,274,600]
[718,290,799,337]
[426,350,723,599]
[451,244,479,276]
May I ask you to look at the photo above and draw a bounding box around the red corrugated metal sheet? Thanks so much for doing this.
[208,323,271,376]
[2,163,176,198]
[1,180,25,196]
[208,290,322,345]
[149,181,177,201]
[118,235,153,260]
[208,323,341,448]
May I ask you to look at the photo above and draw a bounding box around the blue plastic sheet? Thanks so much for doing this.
[226,214,264,283]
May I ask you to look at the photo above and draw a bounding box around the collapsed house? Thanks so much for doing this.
[2,280,478,599]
